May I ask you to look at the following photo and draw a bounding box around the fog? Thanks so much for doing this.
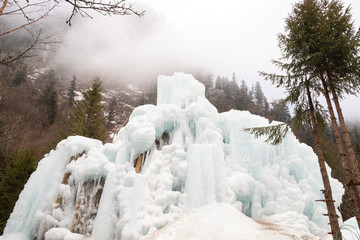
[53,6,207,83]
[52,0,360,119]
[53,1,291,84]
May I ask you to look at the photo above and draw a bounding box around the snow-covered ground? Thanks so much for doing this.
[143,203,321,240]
[1,73,354,240]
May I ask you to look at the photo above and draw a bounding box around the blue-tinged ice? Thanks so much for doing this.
[1,72,344,240]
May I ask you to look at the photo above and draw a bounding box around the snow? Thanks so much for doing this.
[74,91,83,101]
[1,72,349,240]
[142,203,320,240]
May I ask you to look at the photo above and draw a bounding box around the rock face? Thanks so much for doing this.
[1,73,343,240]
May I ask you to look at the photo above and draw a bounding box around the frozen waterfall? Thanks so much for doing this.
[1,72,343,240]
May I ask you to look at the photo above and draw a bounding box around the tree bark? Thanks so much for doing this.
[329,84,360,178]
[306,84,342,240]
[320,76,360,228]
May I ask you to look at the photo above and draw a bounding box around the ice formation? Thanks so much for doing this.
[1,72,344,240]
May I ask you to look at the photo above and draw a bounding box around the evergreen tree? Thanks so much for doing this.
[107,96,117,126]
[231,72,237,83]
[12,66,27,86]
[253,81,265,107]
[202,72,214,94]
[193,71,214,94]
[0,150,36,234]
[269,99,291,122]
[65,77,107,142]
[69,75,76,106]
[215,76,224,90]
[223,77,238,99]
[350,125,360,158]
[272,0,360,227]
[39,69,57,125]
[256,0,350,233]
[235,80,252,111]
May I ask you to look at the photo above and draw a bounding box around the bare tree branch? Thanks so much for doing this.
[0,3,58,37]
[0,0,8,15]
[64,0,144,25]
[2,1,52,15]
[0,0,143,65]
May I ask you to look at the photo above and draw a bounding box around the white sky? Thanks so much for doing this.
[54,0,360,120]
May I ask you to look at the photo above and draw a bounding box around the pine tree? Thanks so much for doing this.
[107,96,117,126]
[0,150,36,234]
[12,66,27,86]
[305,84,342,240]
[235,80,252,111]
[256,0,348,234]
[39,69,58,125]
[269,99,291,123]
[273,0,360,228]
[215,76,224,90]
[193,71,214,94]
[69,75,76,107]
[253,81,265,107]
[65,77,107,142]
[223,77,238,99]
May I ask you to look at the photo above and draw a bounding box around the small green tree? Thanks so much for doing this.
[65,77,107,142]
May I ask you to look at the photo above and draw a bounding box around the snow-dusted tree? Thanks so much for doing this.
[69,75,76,107]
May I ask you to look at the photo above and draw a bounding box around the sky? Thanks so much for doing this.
[53,0,360,120]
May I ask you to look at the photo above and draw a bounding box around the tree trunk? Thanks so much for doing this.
[329,84,360,178]
[320,77,360,228]
[329,83,360,227]
[306,85,342,240]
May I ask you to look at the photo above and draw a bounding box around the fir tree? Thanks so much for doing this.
[107,96,117,126]
[12,66,27,86]
[272,0,360,228]
[269,99,291,122]
[235,80,252,111]
[253,81,265,107]
[253,0,360,234]
[65,77,107,142]
[39,69,58,125]
[69,75,76,107]
[215,76,224,90]
[0,150,36,234]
